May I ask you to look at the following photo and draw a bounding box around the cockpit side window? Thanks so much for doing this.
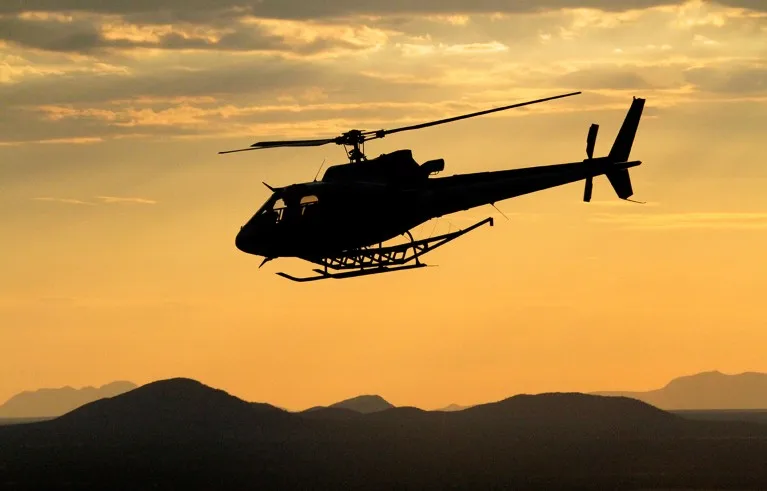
[300,195,318,216]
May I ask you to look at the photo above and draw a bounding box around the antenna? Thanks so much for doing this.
[490,202,510,221]
[313,158,326,182]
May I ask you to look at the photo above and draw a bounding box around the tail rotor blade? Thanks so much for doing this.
[584,176,593,202]
[586,124,598,160]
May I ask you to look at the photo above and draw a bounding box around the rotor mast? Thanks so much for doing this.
[338,129,367,163]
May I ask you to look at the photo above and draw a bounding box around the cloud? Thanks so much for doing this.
[395,41,509,56]
[0,136,103,146]
[591,211,767,229]
[0,58,331,106]
[0,15,390,56]
[0,1,685,19]
[32,196,157,205]
[684,65,767,93]
[96,196,157,204]
[33,197,93,205]
[555,68,656,90]
[1,0,765,147]
[0,16,126,53]
[1,1,766,23]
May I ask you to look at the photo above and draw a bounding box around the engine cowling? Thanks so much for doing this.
[421,158,445,176]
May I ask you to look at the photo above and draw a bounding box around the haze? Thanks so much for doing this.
[1,0,766,411]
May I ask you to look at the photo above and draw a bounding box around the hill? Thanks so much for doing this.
[0,381,137,418]
[2,379,766,489]
[328,394,394,413]
[49,378,290,440]
[593,371,767,409]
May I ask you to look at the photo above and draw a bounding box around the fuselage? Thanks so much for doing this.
[234,150,641,261]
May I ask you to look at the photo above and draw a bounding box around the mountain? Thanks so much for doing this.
[1,380,766,490]
[0,381,137,418]
[50,378,289,440]
[327,394,395,413]
[593,371,767,409]
[435,403,470,411]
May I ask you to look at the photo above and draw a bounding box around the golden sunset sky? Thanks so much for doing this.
[1,0,766,410]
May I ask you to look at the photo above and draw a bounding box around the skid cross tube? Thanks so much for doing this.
[275,217,494,282]
[277,263,429,283]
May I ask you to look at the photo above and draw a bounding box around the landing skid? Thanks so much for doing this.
[276,217,494,282]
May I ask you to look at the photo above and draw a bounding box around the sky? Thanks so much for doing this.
[1,0,767,411]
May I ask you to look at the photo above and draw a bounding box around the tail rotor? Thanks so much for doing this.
[581,97,645,203]
[583,123,599,202]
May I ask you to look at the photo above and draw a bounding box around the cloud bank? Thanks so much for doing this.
[0,0,765,146]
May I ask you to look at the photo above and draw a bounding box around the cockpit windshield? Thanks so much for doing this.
[272,198,287,221]
[256,193,319,223]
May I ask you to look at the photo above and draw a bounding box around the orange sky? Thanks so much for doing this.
[2,0,767,410]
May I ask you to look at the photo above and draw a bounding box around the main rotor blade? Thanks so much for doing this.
[250,138,337,148]
[367,91,582,139]
[218,138,336,154]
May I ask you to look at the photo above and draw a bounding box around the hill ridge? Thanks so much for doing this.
[592,371,767,409]
[0,380,137,418]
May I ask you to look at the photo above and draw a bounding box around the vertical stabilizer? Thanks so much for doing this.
[608,97,645,163]
[606,168,634,199]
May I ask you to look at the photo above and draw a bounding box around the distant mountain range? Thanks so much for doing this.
[592,371,767,409]
[0,381,137,418]
[2,378,766,490]
[3,371,766,419]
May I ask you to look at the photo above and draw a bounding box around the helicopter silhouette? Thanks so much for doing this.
[219,91,646,282]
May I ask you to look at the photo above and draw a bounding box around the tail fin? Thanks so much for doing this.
[607,97,644,200]
[608,97,645,163]
[605,168,634,200]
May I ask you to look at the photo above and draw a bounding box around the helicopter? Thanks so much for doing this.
[219,91,646,282]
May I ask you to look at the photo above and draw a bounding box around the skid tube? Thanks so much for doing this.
[276,216,494,282]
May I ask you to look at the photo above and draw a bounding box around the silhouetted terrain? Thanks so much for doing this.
[594,371,767,409]
[328,394,394,413]
[672,409,767,425]
[2,378,767,490]
[302,394,394,414]
[435,403,471,411]
[0,381,136,418]
[0,417,51,426]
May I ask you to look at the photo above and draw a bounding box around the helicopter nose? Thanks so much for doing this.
[235,225,255,254]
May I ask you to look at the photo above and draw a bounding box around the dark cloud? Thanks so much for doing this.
[684,66,767,94]
[0,1,682,20]
[3,1,766,20]
[0,44,472,109]
[0,57,460,143]
[0,17,132,53]
[0,58,332,106]
[0,16,368,54]
[4,0,765,56]
[711,0,767,11]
